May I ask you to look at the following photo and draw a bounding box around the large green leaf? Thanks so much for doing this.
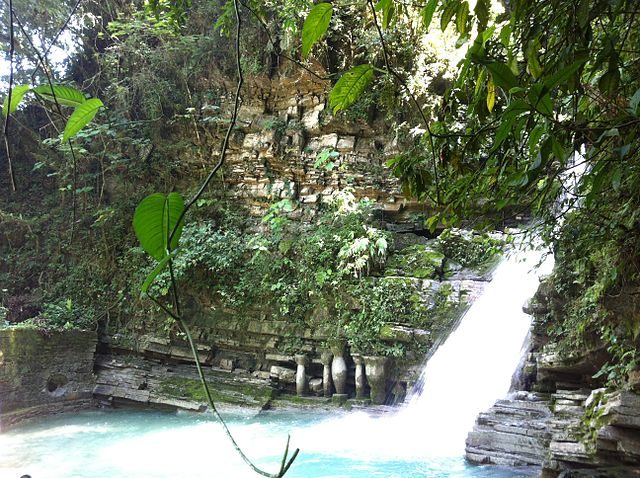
[301,3,333,58]
[421,0,439,31]
[486,62,519,92]
[486,78,496,112]
[33,85,86,108]
[62,98,104,141]
[527,45,543,79]
[598,68,620,96]
[528,84,554,116]
[141,251,179,294]
[329,64,374,113]
[133,192,185,261]
[491,115,513,151]
[576,0,591,28]
[2,84,31,116]
[499,23,512,47]
[543,58,586,92]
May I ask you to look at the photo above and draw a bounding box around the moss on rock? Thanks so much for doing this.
[384,244,445,279]
[157,375,275,407]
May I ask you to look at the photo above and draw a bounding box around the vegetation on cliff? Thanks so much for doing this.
[1,0,639,405]
[2,1,640,475]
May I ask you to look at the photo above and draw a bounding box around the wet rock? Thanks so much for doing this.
[309,378,323,395]
[466,393,553,466]
[270,365,296,384]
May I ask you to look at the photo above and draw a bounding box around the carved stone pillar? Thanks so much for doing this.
[330,341,347,396]
[320,351,334,398]
[294,353,308,396]
[363,355,389,405]
[352,353,366,399]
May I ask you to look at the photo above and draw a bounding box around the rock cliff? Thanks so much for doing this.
[0,329,97,429]
[465,280,640,477]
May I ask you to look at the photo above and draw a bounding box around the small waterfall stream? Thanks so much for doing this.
[399,245,555,455]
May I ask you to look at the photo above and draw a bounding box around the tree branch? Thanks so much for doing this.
[3,0,17,191]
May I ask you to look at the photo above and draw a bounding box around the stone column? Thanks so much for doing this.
[294,353,308,396]
[330,341,347,396]
[320,351,333,398]
[352,353,366,399]
[363,355,389,405]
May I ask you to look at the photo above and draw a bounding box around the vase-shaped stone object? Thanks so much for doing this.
[352,353,366,399]
[363,355,389,405]
[330,341,347,395]
[294,353,308,396]
[320,351,334,398]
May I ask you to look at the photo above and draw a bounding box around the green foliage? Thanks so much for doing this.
[594,325,639,388]
[4,299,98,331]
[384,244,444,279]
[142,253,177,294]
[133,192,185,261]
[144,0,192,31]
[62,98,104,142]
[578,389,609,451]
[150,221,247,298]
[329,65,375,113]
[261,199,295,238]
[540,207,640,387]
[421,0,439,31]
[134,190,477,358]
[344,277,463,356]
[2,83,100,143]
[33,85,87,108]
[435,229,504,269]
[2,84,31,115]
[485,62,518,93]
[301,3,333,58]
[314,149,339,171]
[39,299,97,330]
[337,225,389,278]
[376,0,395,30]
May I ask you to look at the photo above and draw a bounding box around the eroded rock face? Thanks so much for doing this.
[158,72,425,221]
[466,392,553,467]
[91,230,499,410]
[0,329,97,428]
[94,354,274,411]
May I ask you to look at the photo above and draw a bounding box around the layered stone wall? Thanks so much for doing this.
[95,233,496,410]
[164,72,421,219]
[0,328,97,428]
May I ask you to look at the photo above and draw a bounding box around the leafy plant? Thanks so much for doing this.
[329,64,375,113]
[2,84,103,141]
[435,228,504,269]
[314,149,339,171]
[301,3,333,58]
[337,225,389,278]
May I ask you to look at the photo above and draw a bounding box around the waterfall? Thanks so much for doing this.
[289,243,554,461]
[398,245,554,456]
